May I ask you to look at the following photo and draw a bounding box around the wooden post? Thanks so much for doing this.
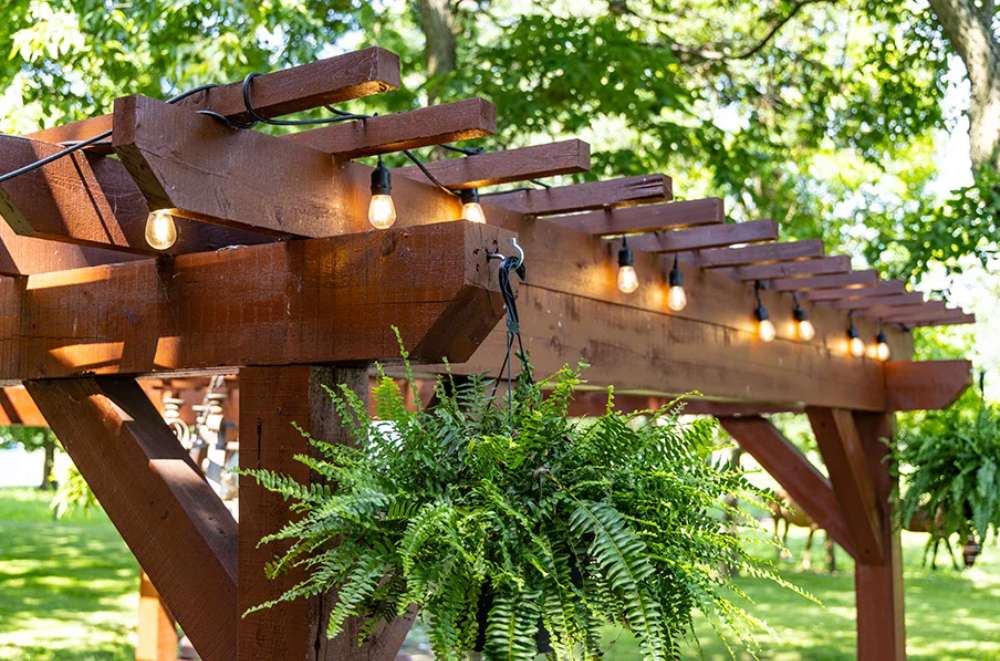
[137,571,178,661]
[238,366,414,661]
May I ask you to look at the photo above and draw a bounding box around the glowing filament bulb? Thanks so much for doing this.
[666,257,687,311]
[847,323,865,357]
[145,209,177,250]
[460,188,486,223]
[755,303,775,342]
[793,303,815,340]
[875,331,891,361]
[368,158,397,229]
[617,237,638,294]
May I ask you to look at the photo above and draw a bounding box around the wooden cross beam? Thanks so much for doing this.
[689,239,824,268]
[628,220,778,253]
[283,97,496,157]
[394,140,591,189]
[834,292,925,309]
[903,312,976,327]
[884,360,972,410]
[543,198,725,236]
[26,47,402,148]
[879,301,949,322]
[728,255,850,281]
[485,175,671,215]
[771,270,879,291]
[0,219,143,276]
[807,280,906,301]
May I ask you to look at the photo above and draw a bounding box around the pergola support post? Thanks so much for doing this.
[238,365,414,661]
[137,571,179,661]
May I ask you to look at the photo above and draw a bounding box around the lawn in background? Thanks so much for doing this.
[1,487,999,659]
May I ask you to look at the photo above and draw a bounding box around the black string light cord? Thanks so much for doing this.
[488,243,529,429]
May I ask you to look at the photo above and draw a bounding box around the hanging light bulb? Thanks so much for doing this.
[460,188,486,223]
[792,297,815,341]
[666,255,687,311]
[847,321,865,357]
[368,156,397,230]
[144,209,178,250]
[617,236,639,294]
[753,280,775,342]
[875,329,891,362]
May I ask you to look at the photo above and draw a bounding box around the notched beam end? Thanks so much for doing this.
[885,359,972,411]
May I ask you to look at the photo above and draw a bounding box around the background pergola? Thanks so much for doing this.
[0,47,975,661]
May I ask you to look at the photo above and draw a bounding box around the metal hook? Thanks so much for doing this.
[510,237,524,268]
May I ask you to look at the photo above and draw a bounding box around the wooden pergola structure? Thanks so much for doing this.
[0,47,975,661]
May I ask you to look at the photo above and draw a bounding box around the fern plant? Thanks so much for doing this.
[243,335,803,660]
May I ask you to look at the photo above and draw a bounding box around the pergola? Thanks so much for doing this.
[0,47,975,661]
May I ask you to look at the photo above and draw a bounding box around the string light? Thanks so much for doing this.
[617,236,639,294]
[144,209,178,250]
[754,280,776,342]
[875,328,891,361]
[368,156,397,229]
[666,255,687,311]
[460,188,486,223]
[792,295,815,340]
[847,314,865,357]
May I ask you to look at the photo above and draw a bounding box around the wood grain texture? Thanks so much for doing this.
[485,175,671,215]
[807,407,883,565]
[771,270,879,291]
[690,240,824,268]
[27,47,401,146]
[730,255,851,281]
[718,416,857,558]
[284,98,496,157]
[884,360,972,411]
[239,366,413,661]
[903,312,976,327]
[545,198,724,236]
[26,377,237,661]
[628,220,778,253]
[806,280,906,301]
[0,222,510,382]
[834,292,925,309]
[395,140,590,189]
[0,215,145,276]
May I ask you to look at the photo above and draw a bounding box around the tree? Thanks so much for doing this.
[0,425,58,490]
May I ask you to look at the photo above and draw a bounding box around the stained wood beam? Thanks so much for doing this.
[718,416,857,558]
[628,220,778,253]
[879,301,950,322]
[807,407,884,564]
[0,219,144,275]
[395,140,591,189]
[137,572,178,661]
[834,292,925,309]
[730,255,850,281]
[283,97,495,157]
[0,222,509,382]
[560,390,800,417]
[485,175,671,215]
[903,312,976,327]
[807,280,906,301]
[885,360,972,411]
[771,270,879,291]
[26,377,237,661]
[27,47,401,147]
[545,198,724,236]
[689,239,824,268]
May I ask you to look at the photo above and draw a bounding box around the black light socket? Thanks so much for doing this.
[618,240,635,267]
[755,303,770,322]
[876,329,888,344]
[793,304,809,322]
[370,160,392,195]
[460,188,480,205]
[847,323,859,339]
[668,258,684,287]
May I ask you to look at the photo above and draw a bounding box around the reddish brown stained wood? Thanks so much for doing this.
[545,198,725,236]
[0,216,144,276]
[485,175,671,215]
[806,407,883,564]
[628,220,778,253]
[834,292,925,309]
[27,47,401,146]
[806,280,906,301]
[880,302,952,321]
[903,313,976,327]
[0,222,509,381]
[113,96,465,237]
[239,366,413,661]
[395,139,591,189]
[284,98,496,157]
[559,390,801,417]
[0,385,45,425]
[884,360,972,411]
[26,377,237,661]
[718,416,857,558]
[689,239,824,268]
[730,255,851,281]
[771,270,879,291]
[137,571,178,661]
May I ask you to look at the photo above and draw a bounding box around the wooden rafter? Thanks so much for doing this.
[544,197,725,235]
[834,292,924,309]
[0,219,143,276]
[628,220,778,253]
[771,270,879,291]
[485,175,671,215]
[728,255,850,281]
[807,280,906,301]
[689,239,824,268]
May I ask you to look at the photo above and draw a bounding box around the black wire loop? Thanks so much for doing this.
[488,247,529,431]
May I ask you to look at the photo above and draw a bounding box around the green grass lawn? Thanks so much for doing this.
[1,486,999,659]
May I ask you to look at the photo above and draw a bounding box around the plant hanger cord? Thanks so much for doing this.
[489,243,529,431]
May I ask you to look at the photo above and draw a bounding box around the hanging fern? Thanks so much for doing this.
[244,329,804,659]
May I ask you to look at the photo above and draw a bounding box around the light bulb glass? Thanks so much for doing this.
[798,319,816,341]
[617,265,639,294]
[850,336,866,357]
[758,318,776,343]
[462,201,486,223]
[876,341,891,362]
[667,285,687,311]
[368,194,397,229]
[145,209,177,250]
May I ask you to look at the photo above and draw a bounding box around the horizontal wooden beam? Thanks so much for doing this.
[395,140,590,189]
[485,175,671,215]
[730,255,850,281]
[719,416,857,558]
[807,280,906,301]
[283,97,495,157]
[0,222,509,382]
[879,301,949,322]
[834,292,925,309]
[0,218,143,276]
[561,390,801,417]
[689,239,824,268]
[904,312,976,327]
[772,270,879,291]
[629,220,778,253]
[545,198,724,236]
[885,360,972,411]
[26,377,237,661]
[26,47,401,147]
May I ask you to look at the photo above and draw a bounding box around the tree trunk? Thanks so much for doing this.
[416,0,458,104]
[928,0,1000,170]
[39,436,55,490]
